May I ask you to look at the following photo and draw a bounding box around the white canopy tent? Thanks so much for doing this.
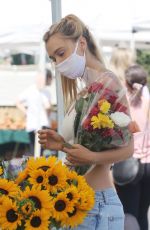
[0,0,150,56]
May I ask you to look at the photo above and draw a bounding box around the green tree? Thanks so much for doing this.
[136,49,150,88]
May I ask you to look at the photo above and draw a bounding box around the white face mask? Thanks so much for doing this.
[56,40,86,79]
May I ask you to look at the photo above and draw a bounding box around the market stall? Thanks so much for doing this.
[0,106,30,160]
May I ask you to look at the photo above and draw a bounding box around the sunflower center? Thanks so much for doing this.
[36,176,43,183]
[67,192,73,201]
[29,196,41,209]
[25,205,30,212]
[68,207,77,217]
[55,200,66,212]
[6,209,18,222]
[38,166,50,171]
[0,188,8,195]
[66,179,71,185]
[30,216,41,227]
[48,175,58,185]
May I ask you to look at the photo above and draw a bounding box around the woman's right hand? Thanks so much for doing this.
[38,129,64,151]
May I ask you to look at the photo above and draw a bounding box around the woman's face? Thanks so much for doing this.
[46,33,85,65]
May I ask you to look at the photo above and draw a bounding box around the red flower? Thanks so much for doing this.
[89,106,99,116]
[102,128,115,137]
[82,118,91,130]
[88,82,103,93]
[114,102,127,113]
[100,88,118,104]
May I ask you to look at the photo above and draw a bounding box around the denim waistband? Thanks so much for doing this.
[94,187,117,203]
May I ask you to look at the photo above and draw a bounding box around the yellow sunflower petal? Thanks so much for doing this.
[0,166,4,176]
[26,156,58,173]
[51,192,74,222]
[64,186,80,206]
[45,163,67,193]
[15,168,29,185]
[77,190,95,211]
[0,196,22,230]
[22,186,52,211]
[29,169,47,188]
[61,207,87,228]
[0,178,20,197]
[25,209,50,230]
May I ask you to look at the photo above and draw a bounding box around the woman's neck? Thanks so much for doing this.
[82,51,106,86]
[86,51,105,72]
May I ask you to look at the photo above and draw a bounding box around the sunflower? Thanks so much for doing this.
[75,178,95,211]
[22,186,52,211]
[45,162,67,193]
[28,169,47,188]
[64,186,80,205]
[27,156,57,173]
[25,209,50,230]
[61,206,87,228]
[0,195,5,205]
[77,190,95,211]
[76,176,92,192]
[51,192,74,221]
[26,157,37,171]
[0,166,4,176]
[66,170,79,185]
[66,173,87,191]
[19,199,34,216]
[0,196,22,230]
[0,178,20,197]
[15,168,29,185]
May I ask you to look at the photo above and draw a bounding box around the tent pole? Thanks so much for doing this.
[34,41,46,158]
[50,0,65,160]
[130,27,137,53]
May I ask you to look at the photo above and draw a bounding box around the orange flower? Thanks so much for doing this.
[128,121,140,133]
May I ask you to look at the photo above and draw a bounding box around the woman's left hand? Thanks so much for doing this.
[63,144,96,166]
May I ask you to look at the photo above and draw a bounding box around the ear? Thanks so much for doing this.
[79,36,87,51]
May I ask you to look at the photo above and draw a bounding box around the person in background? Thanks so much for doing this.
[109,44,149,99]
[116,65,150,230]
[16,77,50,155]
[38,14,133,229]
[42,69,53,103]
[41,68,53,128]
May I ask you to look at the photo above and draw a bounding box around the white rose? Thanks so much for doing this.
[110,112,131,127]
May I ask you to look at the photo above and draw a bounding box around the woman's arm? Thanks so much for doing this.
[64,137,134,166]
[92,137,134,165]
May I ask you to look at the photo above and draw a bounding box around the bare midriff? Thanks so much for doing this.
[84,164,114,191]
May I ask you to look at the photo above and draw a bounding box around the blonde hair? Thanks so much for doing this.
[43,14,105,109]
[109,46,135,84]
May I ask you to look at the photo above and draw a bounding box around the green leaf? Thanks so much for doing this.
[75,98,85,113]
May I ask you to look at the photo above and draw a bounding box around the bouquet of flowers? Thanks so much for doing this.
[0,156,94,230]
[73,69,132,174]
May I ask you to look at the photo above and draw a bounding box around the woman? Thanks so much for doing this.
[38,14,133,230]
[116,65,150,230]
[109,44,135,86]
[109,45,149,98]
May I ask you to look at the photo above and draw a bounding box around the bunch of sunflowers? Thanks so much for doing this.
[0,156,94,230]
